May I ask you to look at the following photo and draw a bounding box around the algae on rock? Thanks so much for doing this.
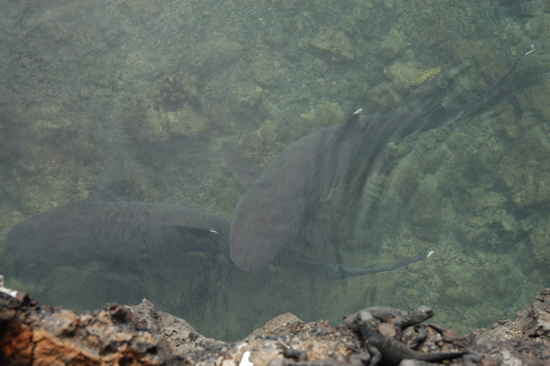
[378,28,411,59]
[384,62,441,92]
[310,28,354,61]
[185,38,245,77]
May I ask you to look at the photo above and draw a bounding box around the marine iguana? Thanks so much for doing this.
[340,307,466,366]
[267,306,468,366]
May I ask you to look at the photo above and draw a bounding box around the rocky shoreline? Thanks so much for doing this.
[1,276,550,365]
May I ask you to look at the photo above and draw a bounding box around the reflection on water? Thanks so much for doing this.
[0,0,549,341]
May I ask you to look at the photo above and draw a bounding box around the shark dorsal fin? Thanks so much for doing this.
[91,154,128,202]
[221,142,265,190]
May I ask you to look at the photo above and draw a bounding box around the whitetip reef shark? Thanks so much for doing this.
[6,155,430,279]
[6,46,532,280]
[224,46,533,274]
[6,155,229,269]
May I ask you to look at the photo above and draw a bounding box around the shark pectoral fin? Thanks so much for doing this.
[173,224,222,253]
[91,154,129,202]
[221,142,264,190]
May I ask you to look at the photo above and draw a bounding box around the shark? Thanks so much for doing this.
[6,154,428,279]
[6,155,229,269]
[7,48,532,280]
[224,46,533,274]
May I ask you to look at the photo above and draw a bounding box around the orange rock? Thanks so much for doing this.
[0,320,34,365]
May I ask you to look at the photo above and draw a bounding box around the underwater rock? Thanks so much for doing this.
[526,213,550,265]
[252,60,279,88]
[185,38,245,78]
[228,85,268,125]
[476,288,550,343]
[239,102,345,167]
[436,254,523,322]
[456,192,519,248]
[498,128,550,207]
[378,27,411,59]
[408,193,443,242]
[122,97,211,143]
[311,58,328,75]
[310,28,354,61]
[384,62,441,93]
[505,25,524,45]
[362,82,404,114]
[445,132,470,151]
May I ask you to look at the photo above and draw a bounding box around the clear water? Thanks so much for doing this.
[0,0,549,341]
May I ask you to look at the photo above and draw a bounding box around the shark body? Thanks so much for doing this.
[225,49,531,273]
[7,200,229,267]
[6,155,229,269]
[7,49,531,279]
[7,155,426,279]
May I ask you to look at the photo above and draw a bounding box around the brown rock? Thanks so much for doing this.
[4,283,550,365]
[0,321,34,365]
[476,288,550,344]
[249,312,312,337]
[0,292,186,366]
[126,298,221,356]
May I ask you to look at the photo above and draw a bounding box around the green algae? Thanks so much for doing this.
[528,213,550,263]
[126,105,211,143]
[408,193,442,242]
[310,28,355,61]
[185,38,245,75]
[252,60,279,88]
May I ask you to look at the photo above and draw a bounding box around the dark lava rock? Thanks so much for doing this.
[126,298,222,356]
[2,279,550,366]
